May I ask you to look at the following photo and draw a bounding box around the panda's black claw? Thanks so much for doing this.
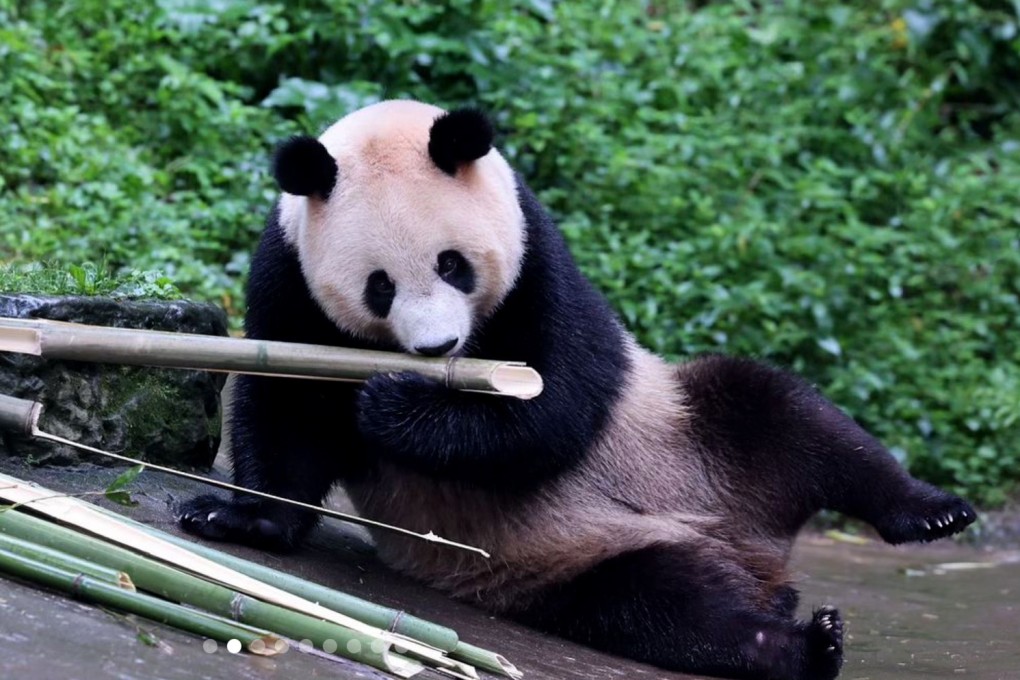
[874,486,976,545]
[802,606,844,680]
[177,494,301,552]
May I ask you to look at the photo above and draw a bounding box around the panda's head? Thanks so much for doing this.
[273,100,526,357]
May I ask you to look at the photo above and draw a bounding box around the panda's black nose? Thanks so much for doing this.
[415,338,458,357]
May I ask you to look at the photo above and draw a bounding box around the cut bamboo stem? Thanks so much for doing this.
[0,547,283,655]
[0,393,40,435]
[0,317,543,399]
[89,503,461,652]
[0,532,135,590]
[450,642,524,680]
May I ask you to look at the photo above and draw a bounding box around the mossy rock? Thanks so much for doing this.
[0,294,228,469]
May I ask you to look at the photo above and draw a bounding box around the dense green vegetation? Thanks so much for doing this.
[0,262,181,298]
[1,0,1018,505]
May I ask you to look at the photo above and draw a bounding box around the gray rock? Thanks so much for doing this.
[0,294,228,469]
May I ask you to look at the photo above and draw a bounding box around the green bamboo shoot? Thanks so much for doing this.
[0,532,134,590]
[0,508,419,676]
[450,642,524,680]
[90,503,460,651]
[0,547,282,655]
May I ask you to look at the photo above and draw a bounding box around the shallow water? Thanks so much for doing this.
[790,537,1020,680]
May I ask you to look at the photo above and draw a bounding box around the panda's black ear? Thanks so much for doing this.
[428,108,494,176]
[272,135,338,199]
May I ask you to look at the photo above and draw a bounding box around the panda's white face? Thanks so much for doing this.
[277,100,526,356]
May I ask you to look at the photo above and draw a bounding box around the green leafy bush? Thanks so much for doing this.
[1,0,1017,504]
[0,262,180,299]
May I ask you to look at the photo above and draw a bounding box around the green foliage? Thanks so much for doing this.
[0,262,181,299]
[104,464,145,507]
[1,0,1018,504]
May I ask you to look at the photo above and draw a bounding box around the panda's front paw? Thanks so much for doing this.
[357,371,445,446]
[177,494,303,552]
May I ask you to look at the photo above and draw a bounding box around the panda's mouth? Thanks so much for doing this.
[407,337,458,357]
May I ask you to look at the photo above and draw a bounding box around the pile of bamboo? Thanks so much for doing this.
[0,473,520,679]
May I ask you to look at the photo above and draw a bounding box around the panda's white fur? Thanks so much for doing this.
[345,339,717,610]
[181,99,978,680]
[278,101,525,355]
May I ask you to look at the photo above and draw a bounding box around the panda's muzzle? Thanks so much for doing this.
[414,338,458,357]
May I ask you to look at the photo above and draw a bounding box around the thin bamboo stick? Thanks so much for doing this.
[89,503,461,652]
[0,392,488,557]
[0,317,543,399]
[0,508,416,676]
[0,547,283,655]
[0,532,135,590]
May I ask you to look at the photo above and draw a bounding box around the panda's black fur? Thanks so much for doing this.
[181,102,977,680]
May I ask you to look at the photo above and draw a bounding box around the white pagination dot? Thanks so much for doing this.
[322,639,338,654]
[346,639,362,655]
[370,639,386,654]
[202,639,218,654]
[226,638,242,654]
[298,639,314,652]
[250,638,266,654]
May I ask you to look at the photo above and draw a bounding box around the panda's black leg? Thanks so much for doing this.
[178,375,363,551]
[779,383,977,545]
[679,356,976,546]
[515,546,843,680]
[769,583,801,618]
[823,446,977,545]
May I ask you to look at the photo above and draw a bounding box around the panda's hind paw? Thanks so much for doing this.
[802,606,844,680]
[178,494,300,552]
[875,489,976,545]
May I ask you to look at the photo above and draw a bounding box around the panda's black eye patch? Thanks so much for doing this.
[364,270,395,318]
[436,250,475,294]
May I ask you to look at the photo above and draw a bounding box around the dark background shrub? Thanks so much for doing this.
[1,0,1017,505]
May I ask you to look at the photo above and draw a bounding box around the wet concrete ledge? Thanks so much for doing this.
[0,459,1017,680]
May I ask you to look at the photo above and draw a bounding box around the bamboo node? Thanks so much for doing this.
[444,357,457,389]
[389,609,406,633]
[230,593,246,621]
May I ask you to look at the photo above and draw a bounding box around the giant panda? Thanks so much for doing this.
[180,99,976,680]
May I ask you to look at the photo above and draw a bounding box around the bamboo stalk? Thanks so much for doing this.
[0,532,135,590]
[450,642,524,680]
[0,508,417,676]
[0,547,283,655]
[0,317,543,399]
[89,503,461,652]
